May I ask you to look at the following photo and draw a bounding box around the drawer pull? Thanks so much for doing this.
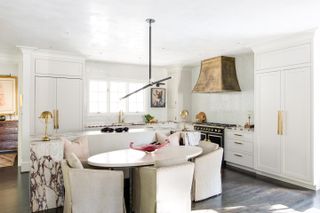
[234,153,243,157]
[234,134,243,137]
[234,141,243,145]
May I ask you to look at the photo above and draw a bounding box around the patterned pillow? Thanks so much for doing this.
[62,136,89,162]
[156,132,181,146]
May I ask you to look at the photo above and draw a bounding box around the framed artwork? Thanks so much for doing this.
[151,88,166,108]
[0,76,17,115]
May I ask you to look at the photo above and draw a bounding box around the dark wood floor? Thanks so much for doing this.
[1,166,319,213]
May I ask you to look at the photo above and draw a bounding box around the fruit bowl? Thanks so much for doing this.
[129,141,169,153]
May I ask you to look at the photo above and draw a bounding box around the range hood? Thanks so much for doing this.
[192,56,241,93]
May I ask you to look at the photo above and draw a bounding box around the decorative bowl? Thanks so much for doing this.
[129,141,169,153]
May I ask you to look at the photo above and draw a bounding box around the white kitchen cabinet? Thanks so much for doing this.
[255,67,311,181]
[35,58,83,77]
[253,32,319,189]
[57,78,83,132]
[281,67,311,181]
[35,76,83,135]
[255,71,282,175]
[225,129,254,169]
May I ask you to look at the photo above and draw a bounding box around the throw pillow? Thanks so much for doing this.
[156,132,180,146]
[66,152,84,169]
[62,136,89,162]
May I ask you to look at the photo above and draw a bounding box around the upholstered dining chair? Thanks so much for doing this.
[135,159,195,213]
[192,141,223,201]
[61,159,125,213]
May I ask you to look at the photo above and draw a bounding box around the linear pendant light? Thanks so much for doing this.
[120,18,172,100]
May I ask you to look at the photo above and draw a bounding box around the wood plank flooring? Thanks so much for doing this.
[0,166,319,213]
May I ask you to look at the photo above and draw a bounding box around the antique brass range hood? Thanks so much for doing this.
[192,56,241,93]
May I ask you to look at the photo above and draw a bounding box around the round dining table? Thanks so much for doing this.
[87,145,203,213]
[88,145,203,168]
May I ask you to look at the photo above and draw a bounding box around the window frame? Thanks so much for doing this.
[87,78,146,116]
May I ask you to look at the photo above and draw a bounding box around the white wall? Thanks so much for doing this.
[0,53,18,75]
[85,61,168,125]
[191,53,254,125]
[167,66,193,122]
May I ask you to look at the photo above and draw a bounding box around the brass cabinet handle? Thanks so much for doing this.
[53,110,56,129]
[277,111,283,135]
[234,141,243,145]
[234,134,243,137]
[56,109,59,129]
[53,110,60,129]
[234,153,243,157]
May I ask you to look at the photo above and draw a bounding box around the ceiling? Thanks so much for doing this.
[1,0,320,66]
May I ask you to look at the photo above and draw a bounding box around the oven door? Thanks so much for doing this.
[200,133,207,141]
[208,133,223,147]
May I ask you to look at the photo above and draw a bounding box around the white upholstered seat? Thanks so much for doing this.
[134,160,195,213]
[61,160,125,213]
[192,141,223,201]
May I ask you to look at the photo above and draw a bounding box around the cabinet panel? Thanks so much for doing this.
[255,71,281,174]
[225,139,253,153]
[35,59,82,77]
[56,78,82,132]
[225,151,253,168]
[282,67,311,181]
[35,77,56,135]
[255,44,311,71]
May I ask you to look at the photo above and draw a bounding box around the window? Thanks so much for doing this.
[110,82,127,112]
[88,79,145,114]
[128,83,144,112]
[89,80,107,113]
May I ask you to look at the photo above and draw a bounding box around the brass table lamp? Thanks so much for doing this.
[39,111,53,141]
[180,110,189,131]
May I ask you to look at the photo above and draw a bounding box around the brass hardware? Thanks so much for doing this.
[277,111,283,135]
[56,110,59,129]
[39,111,53,141]
[234,134,243,137]
[234,153,243,157]
[180,110,189,131]
[234,141,243,145]
[53,110,59,129]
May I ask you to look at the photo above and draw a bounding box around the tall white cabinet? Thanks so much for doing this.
[35,77,82,134]
[253,32,319,189]
[32,50,84,135]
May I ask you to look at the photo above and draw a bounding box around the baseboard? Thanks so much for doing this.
[226,162,317,190]
[226,162,256,173]
[20,161,31,172]
[255,170,317,190]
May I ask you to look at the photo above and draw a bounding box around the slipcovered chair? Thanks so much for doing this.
[61,158,125,213]
[135,159,194,213]
[192,141,223,201]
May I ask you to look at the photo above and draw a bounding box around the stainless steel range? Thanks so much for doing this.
[193,122,236,148]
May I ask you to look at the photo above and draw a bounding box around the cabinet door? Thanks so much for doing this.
[56,78,83,132]
[255,71,282,175]
[35,77,57,135]
[282,67,311,181]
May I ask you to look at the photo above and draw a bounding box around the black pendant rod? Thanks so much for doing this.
[146,18,155,82]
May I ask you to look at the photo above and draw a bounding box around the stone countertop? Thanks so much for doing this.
[30,127,181,143]
[225,127,254,132]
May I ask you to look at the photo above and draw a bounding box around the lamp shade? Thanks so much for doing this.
[39,111,53,119]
